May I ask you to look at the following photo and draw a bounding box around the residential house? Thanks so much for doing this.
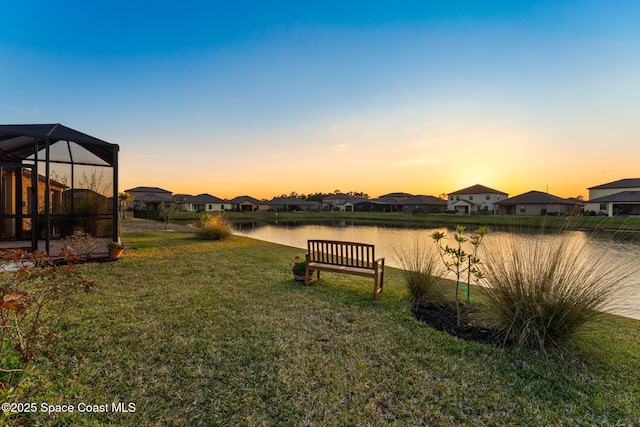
[585,178,640,217]
[124,186,173,211]
[322,193,356,210]
[183,194,231,212]
[366,194,447,213]
[229,196,270,212]
[172,194,192,212]
[495,190,583,216]
[341,198,372,212]
[399,195,448,213]
[447,184,508,214]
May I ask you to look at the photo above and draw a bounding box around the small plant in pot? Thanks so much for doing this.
[291,256,312,281]
[107,241,125,259]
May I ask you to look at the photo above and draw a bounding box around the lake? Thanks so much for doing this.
[234,221,640,320]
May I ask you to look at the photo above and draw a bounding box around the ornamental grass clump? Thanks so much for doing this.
[193,213,234,241]
[480,233,631,352]
[395,239,447,308]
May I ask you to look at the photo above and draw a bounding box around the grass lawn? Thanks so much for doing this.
[20,230,640,426]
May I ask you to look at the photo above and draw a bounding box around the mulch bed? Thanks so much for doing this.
[412,301,508,346]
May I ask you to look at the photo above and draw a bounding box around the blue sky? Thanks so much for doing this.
[3,1,640,198]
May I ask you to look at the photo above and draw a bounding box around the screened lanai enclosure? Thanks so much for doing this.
[0,124,119,253]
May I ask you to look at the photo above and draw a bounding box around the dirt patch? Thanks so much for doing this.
[412,301,508,346]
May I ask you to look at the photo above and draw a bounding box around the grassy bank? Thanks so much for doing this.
[169,210,640,233]
[21,231,640,426]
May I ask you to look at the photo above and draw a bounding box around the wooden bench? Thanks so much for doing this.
[304,239,385,299]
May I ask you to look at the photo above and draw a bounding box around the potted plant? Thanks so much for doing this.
[107,241,125,259]
[291,255,311,281]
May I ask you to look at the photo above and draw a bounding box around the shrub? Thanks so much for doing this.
[59,229,99,258]
[0,248,93,424]
[193,214,234,241]
[480,233,631,352]
[395,239,448,308]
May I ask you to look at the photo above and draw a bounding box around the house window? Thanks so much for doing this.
[600,203,607,210]
[208,204,212,210]
[456,196,460,201]
[520,206,526,213]
[470,195,474,200]
[486,195,490,200]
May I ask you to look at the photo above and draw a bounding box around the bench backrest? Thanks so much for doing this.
[307,240,376,269]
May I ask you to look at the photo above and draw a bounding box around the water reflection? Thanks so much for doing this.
[234,222,640,320]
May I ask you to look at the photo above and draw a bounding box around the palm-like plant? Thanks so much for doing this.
[118,192,134,220]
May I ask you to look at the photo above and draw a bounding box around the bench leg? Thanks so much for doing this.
[304,267,320,286]
[373,276,379,300]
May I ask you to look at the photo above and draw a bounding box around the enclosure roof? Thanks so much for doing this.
[495,190,581,205]
[0,123,118,165]
[587,191,640,203]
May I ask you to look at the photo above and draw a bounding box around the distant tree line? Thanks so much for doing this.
[274,190,370,202]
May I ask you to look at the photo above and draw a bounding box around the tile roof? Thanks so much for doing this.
[125,186,172,194]
[229,196,265,204]
[448,184,508,196]
[588,178,640,190]
[186,193,227,203]
[133,193,173,202]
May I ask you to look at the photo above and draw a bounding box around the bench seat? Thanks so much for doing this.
[304,239,385,299]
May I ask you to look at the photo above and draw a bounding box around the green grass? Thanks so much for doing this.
[17,231,640,426]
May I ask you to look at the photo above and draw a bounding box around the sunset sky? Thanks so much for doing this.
[2,1,639,200]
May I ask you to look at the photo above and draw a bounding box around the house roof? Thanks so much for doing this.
[186,193,227,204]
[125,186,172,194]
[495,190,582,205]
[0,123,117,165]
[587,191,640,203]
[448,184,507,196]
[22,169,68,189]
[588,178,640,190]
[134,193,173,203]
[229,196,266,204]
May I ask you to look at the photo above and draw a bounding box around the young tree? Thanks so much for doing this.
[431,225,489,325]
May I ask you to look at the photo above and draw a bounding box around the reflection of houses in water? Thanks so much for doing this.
[0,124,119,252]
